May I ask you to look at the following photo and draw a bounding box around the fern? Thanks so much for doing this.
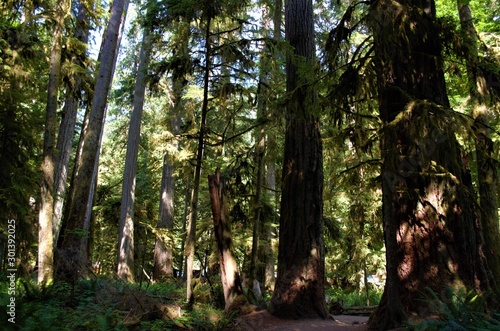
[409,288,500,330]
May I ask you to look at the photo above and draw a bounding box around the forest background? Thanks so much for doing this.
[0,0,500,329]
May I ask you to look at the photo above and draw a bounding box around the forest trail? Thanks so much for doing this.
[236,310,369,331]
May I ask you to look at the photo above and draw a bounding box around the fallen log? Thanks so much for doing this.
[341,305,377,316]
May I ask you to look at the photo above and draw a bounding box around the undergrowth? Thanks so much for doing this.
[0,273,235,331]
[325,286,383,307]
[407,287,500,331]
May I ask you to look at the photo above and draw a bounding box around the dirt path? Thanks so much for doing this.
[236,310,369,331]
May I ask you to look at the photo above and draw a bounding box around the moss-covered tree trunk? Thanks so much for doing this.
[368,0,492,329]
[269,0,327,319]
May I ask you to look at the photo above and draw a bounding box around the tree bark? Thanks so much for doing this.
[38,0,71,285]
[368,1,492,328]
[269,0,327,319]
[457,1,500,292]
[117,28,151,283]
[56,0,129,281]
[208,170,248,311]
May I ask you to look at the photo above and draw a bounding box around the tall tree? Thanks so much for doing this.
[269,0,327,319]
[368,0,493,328]
[38,0,72,284]
[153,18,190,280]
[53,0,91,248]
[56,0,129,281]
[457,0,500,289]
[117,26,151,282]
[185,9,212,305]
[1,0,47,277]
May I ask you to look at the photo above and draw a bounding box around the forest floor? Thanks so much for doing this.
[236,310,369,331]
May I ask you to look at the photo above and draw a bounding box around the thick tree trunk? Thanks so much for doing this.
[208,171,248,312]
[368,1,492,329]
[117,29,151,283]
[56,0,129,281]
[38,0,71,285]
[185,15,211,305]
[457,1,500,291]
[53,2,90,248]
[269,0,327,319]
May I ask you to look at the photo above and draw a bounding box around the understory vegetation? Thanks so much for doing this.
[0,275,236,331]
[1,0,500,328]
[3,276,499,330]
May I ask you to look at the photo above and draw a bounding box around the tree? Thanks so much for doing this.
[269,0,327,319]
[257,0,283,293]
[153,154,175,279]
[368,0,493,328]
[208,170,248,311]
[57,0,130,281]
[153,16,190,281]
[185,2,213,305]
[117,25,151,283]
[53,1,92,248]
[38,0,72,284]
[0,0,47,276]
[457,0,500,290]
[247,4,273,303]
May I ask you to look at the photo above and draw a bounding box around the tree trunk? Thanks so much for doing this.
[53,1,90,248]
[262,160,276,291]
[38,0,71,285]
[179,181,190,279]
[457,1,500,292]
[185,14,211,305]
[269,0,327,319]
[208,170,248,312]
[153,19,190,280]
[117,29,151,283]
[56,0,129,281]
[368,1,492,328]
[153,154,175,279]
